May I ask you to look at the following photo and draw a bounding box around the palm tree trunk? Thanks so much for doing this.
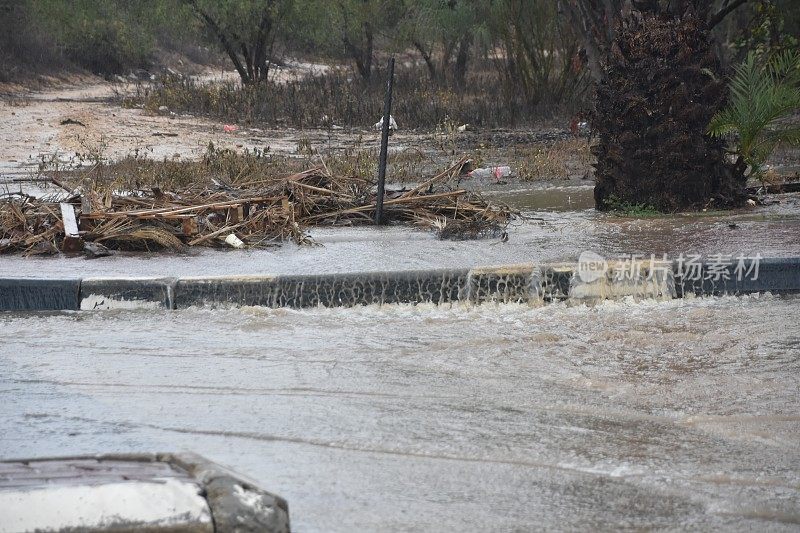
[592,3,747,211]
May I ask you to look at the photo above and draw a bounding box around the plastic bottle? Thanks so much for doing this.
[468,166,512,180]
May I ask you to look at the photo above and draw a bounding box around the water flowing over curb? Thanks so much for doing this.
[1,258,798,311]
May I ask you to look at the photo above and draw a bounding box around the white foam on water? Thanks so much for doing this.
[80,294,164,311]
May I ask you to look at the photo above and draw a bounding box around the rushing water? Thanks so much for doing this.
[2,188,799,279]
[2,295,799,531]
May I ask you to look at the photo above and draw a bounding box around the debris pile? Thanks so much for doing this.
[1,158,514,256]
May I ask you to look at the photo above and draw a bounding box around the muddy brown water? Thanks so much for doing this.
[2,187,799,531]
[1,296,799,531]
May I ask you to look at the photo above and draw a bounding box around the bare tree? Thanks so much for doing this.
[335,0,377,83]
[186,0,279,85]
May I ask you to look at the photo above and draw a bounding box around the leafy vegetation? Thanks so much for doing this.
[4,0,796,112]
[603,196,662,217]
[1,0,594,115]
[0,0,202,78]
[733,0,800,60]
[709,50,800,181]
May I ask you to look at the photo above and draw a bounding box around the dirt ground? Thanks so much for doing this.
[0,68,594,186]
[0,72,336,177]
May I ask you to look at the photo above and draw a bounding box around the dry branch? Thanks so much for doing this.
[1,158,514,256]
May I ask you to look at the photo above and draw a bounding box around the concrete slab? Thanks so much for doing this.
[0,453,289,533]
[1,477,213,532]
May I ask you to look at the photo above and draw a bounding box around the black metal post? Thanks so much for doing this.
[375,57,395,225]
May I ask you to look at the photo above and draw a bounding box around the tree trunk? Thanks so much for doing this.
[453,34,472,90]
[253,4,275,83]
[187,0,278,85]
[560,0,625,81]
[361,23,373,82]
[413,41,439,83]
[187,0,251,84]
[343,22,373,83]
[592,5,747,211]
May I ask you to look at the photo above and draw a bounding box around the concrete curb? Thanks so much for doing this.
[164,452,290,532]
[0,453,289,533]
[674,257,800,297]
[0,278,80,311]
[175,269,472,309]
[2,257,798,311]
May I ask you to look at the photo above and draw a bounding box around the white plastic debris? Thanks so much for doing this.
[374,115,398,131]
[457,124,469,132]
[468,166,512,180]
[569,118,590,135]
[224,234,245,248]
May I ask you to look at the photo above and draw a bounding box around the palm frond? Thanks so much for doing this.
[763,126,800,147]
[709,50,800,175]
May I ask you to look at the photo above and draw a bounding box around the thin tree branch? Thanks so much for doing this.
[186,0,249,83]
[708,0,748,29]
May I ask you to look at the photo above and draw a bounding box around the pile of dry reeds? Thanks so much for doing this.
[0,157,514,256]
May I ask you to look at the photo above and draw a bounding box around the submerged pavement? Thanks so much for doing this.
[1,296,799,531]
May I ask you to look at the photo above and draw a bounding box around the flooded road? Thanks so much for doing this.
[2,189,799,279]
[2,296,799,531]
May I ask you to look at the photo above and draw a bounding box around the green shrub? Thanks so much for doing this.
[62,18,152,74]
